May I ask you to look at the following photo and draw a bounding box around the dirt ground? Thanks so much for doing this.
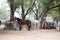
[0,24,60,40]
[0,29,60,40]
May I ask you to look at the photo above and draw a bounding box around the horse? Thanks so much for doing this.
[15,17,31,31]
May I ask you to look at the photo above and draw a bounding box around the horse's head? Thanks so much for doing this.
[14,17,22,21]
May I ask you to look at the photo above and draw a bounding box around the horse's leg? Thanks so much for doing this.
[19,24,22,30]
[27,23,31,31]
[20,26,22,30]
[28,25,30,31]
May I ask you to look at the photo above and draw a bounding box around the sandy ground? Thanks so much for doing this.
[0,29,60,40]
[0,25,60,40]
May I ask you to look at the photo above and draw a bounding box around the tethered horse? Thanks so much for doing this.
[15,17,31,31]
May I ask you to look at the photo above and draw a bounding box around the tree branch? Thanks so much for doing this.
[25,7,32,16]
[49,4,60,10]
[39,4,60,18]
[43,4,60,17]
[39,7,47,18]
[25,0,36,16]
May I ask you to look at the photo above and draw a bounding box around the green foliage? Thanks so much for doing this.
[23,0,35,10]
[7,0,35,12]
[8,0,21,10]
[14,0,21,8]
[7,0,60,20]
[0,9,8,20]
[40,0,52,8]
[48,8,59,16]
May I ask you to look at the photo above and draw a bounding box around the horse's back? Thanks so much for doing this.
[21,20,26,25]
[26,20,31,23]
[20,20,31,25]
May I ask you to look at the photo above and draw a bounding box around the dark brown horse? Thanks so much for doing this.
[15,17,31,31]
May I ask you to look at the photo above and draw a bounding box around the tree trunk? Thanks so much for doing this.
[59,5,60,21]
[8,0,15,30]
[40,15,46,29]
[35,14,39,20]
[40,17,44,29]
[10,9,14,21]
[21,0,25,20]
[22,15,25,20]
[59,5,60,31]
[10,0,14,21]
[21,6,25,20]
[43,17,46,29]
[35,4,39,20]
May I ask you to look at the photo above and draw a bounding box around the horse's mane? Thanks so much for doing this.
[15,17,31,23]
[16,18,22,21]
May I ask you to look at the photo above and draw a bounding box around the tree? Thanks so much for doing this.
[8,0,21,21]
[8,0,36,20]
[0,9,8,20]
[38,0,60,29]
[17,0,35,20]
